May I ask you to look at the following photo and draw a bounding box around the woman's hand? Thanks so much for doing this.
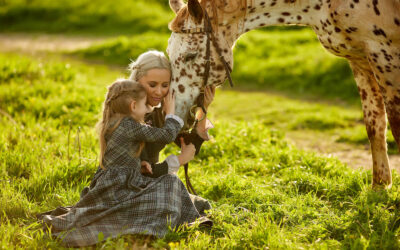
[140,161,153,174]
[163,89,175,115]
[177,137,196,165]
[203,85,216,110]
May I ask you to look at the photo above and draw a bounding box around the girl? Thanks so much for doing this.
[37,79,205,247]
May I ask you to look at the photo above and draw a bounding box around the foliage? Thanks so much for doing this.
[1,53,400,249]
[0,0,172,35]
[75,33,169,66]
[0,54,117,127]
[231,29,358,104]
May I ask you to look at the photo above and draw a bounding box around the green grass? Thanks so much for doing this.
[74,33,170,66]
[1,0,399,247]
[231,29,358,103]
[0,0,172,35]
[208,90,397,154]
[0,0,304,35]
[1,52,400,249]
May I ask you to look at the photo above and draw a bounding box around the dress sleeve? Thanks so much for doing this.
[174,129,206,155]
[142,154,180,178]
[140,148,149,162]
[196,118,214,141]
[123,115,184,144]
[143,161,169,178]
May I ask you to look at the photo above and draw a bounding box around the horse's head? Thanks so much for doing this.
[167,0,237,129]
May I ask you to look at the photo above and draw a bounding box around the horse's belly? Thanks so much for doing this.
[314,29,367,60]
[315,0,400,60]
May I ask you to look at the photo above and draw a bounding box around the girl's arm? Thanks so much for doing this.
[125,88,181,143]
[123,115,183,144]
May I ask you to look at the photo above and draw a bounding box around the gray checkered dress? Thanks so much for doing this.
[37,117,202,247]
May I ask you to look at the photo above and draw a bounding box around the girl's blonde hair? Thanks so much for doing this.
[97,79,147,169]
[128,50,171,81]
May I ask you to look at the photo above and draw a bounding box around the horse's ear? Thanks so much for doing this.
[188,0,203,24]
[169,0,184,14]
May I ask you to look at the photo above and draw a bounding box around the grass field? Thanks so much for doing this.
[1,0,400,248]
[0,0,172,35]
[1,52,400,249]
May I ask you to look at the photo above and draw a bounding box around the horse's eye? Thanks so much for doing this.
[184,52,198,62]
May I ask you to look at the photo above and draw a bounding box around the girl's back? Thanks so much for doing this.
[102,115,183,170]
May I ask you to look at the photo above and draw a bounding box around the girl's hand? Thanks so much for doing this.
[163,89,175,115]
[141,161,153,174]
[203,85,216,110]
[177,137,196,165]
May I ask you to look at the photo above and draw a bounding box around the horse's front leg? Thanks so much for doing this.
[350,61,391,188]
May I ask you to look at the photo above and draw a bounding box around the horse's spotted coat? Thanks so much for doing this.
[167,0,400,187]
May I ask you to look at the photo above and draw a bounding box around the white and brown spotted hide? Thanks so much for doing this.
[167,0,400,188]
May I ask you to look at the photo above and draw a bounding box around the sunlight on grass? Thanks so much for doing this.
[0,0,172,35]
[0,0,399,247]
[1,52,400,248]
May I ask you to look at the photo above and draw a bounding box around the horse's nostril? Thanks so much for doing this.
[184,52,198,62]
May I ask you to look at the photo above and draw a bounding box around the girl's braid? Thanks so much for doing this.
[105,84,141,105]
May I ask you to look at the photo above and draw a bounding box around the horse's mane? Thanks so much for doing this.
[169,0,248,32]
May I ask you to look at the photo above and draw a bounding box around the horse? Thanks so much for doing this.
[166,0,400,188]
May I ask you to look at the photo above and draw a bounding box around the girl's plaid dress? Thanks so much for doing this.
[37,116,203,247]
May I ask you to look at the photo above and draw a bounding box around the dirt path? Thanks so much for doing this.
[286,131,400,173]
[0,33,106,53]
[1,33,399,174]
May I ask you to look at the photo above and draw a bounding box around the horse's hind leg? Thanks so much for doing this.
[384,82,400,150]
[367,45,400,150]
[369,48,400,153]
[349,61,391,188]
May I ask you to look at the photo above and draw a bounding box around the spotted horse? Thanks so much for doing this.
[166,0,400,188]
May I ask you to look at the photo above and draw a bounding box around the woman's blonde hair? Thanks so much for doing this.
[97,79,147,169]
[128,50,171,81]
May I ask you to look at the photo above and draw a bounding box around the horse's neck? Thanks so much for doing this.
[217,0,328,46]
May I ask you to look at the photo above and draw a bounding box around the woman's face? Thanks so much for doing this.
[138,68,171,107]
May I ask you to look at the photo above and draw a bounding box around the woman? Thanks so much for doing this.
[129,50,215,215]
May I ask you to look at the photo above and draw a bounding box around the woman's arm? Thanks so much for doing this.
[195,85,215,140]
[142,138,196,178]
[142,161,168,178]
